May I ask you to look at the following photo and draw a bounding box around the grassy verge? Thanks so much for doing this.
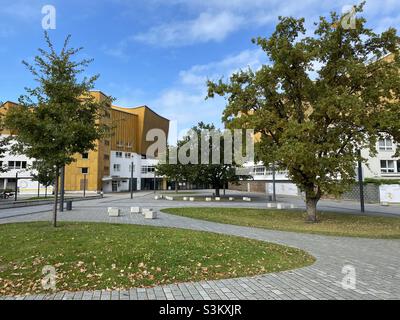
[0,222,314,295]
[162,207,400,239]
[161,196,239,202]
[160,192,201,196]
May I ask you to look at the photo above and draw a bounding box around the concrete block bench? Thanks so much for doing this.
[183,197,188,201]
[215,197,221,201]
[108,207,120,217]
[131,207,141,214]
[165,196,174,201]
[243,197,252,202]
[205,197,212,202]
[229,197,234,201]
[277,203,285,209]
[266,203,276,208]
[143,208,157,219]
[189,197,195,202]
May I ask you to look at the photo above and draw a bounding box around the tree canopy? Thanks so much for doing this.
[207,3,400,221]
[157,122,247,195]
[4,32,111,226]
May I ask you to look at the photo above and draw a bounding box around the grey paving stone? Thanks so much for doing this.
[0,192,399,300]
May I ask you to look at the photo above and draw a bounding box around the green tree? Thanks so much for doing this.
[185,122,246,197]
[157,122,248,196]
[31,161,56,197]
[207,3,400,222]
[4,32,111,226]
[156,145,192,192]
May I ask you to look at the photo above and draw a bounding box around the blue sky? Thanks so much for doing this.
[1,0,399,134]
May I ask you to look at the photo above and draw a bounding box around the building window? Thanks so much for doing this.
[81,167,89,174]
[82,153,89,159]
[381,160,395,173]
[6,161,27,170]
[141,166,155,174]
[117,141,124,147]
[127,142,133,149]
[398,161,400,173]
[253,166,266,176]
[379,139,393,151]
[141,154,147,159]
[113,164,121,172]
[125,153,131,158]
[116,152,123,158]
[104,154,110,160]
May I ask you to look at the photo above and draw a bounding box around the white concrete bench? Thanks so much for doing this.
[131,207,141,214]
[165,196,174,201]
[277,203,285,209]
[143,209,157,219]
[215,197,221,201]
[229,197,234,201]
[243,197,251,202]
[205,197,212,202]
[183,197,188,201]
[189,197,195,202]
[266,203,276,208]
[108,207,120,217]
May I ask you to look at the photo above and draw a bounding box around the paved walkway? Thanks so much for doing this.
[1,192,400,300]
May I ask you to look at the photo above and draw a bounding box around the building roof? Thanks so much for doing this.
[111,105,170,122]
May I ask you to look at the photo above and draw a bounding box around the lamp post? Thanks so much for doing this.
[130,161,134,199]
[153,168,156,194]
[357,150,365,213]
[59,166,65,212]
[272,163,277,202]
[14,171,18,202]
[83,173,87,198]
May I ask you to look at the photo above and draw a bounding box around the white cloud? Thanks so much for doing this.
[112,48,266,131]
[179,49,265,87]
[129,0,400,48]
[134,11,243,47]
[149,48,266,131]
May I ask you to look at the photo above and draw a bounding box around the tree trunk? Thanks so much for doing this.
[215,187,220,197]
[175,181,178,193]
[52,168,60,227]
[306,197,318,222]
[45,186,47,198]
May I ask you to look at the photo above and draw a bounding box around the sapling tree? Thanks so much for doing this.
[4,32,110,226]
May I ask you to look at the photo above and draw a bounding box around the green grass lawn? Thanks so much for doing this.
[0,222,314,296]
[162,207,400,239]
[160,192,202,196]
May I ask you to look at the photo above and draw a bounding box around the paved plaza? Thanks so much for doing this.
[0,191,399,300]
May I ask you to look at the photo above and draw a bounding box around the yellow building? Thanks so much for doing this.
[0,91,169,193]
